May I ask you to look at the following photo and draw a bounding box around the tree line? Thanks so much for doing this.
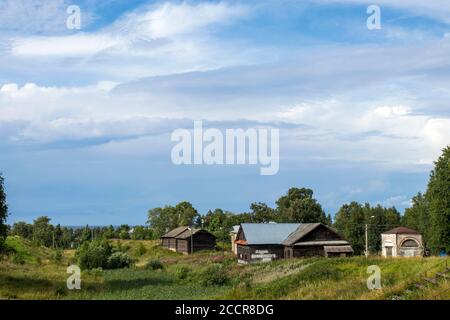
[1,147,449,255]
[6,217,154,249]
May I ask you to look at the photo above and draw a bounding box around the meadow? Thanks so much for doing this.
[0,236,448,300]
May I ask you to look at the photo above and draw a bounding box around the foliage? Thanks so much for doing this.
[334,202,366,255]
[76,240,113,270]
[334,202,400,254]
[425,146,450,254]
[107,251,133,269]
[275,187,328,224]
[200,263,229,286]
[174,265,192,280]
[402,193,429,243]
[32,216,54,247]
[0,174,8,252]
[145,259,164,270]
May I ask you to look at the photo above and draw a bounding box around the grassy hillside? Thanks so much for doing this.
[0,236,448,300]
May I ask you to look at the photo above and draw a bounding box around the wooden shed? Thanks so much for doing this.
[161,226,216,254]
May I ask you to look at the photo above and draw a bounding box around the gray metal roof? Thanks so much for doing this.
[239,223,301,245]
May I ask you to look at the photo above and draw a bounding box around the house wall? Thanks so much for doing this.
[236,244,284,264]
[230,232,237,255]
[381,234,397,257]
[176,232,216,254]
[397,234,423,257]
[291,245,326,258]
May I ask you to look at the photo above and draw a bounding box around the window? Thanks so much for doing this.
[401,239,419,247]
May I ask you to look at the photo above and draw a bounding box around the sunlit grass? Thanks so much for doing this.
[1,236,448,300]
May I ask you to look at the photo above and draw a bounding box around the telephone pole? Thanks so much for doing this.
[365,223,369,258]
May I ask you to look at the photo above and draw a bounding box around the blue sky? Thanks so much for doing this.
[1,0,450,225]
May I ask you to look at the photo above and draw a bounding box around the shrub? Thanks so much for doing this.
[76,240,112,270]
[107,251,133,269]
[137,243,147,256]
[200,263,229,286]
[11,252,25,265]
[175,265,191,280]
[51,249,64,264]
[145,259,163,270]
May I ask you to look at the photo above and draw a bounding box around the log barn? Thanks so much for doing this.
[161,226,216,254]
[235,223,353,263]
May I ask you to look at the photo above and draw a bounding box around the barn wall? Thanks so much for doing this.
[161,238,170,248]
[292,245,325,258]
[192,232,216,252]
[177,239,189,254]
[237,244,284,263]
[168,238,177,251]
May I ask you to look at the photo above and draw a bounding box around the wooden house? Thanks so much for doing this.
[282,223,353,258]
[235,223,301,263]
[235,223,353,263]
[161,226,216,254]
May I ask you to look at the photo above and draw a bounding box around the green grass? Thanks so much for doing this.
[1,236,448,300]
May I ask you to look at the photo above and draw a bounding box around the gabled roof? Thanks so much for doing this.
[238,223,301,245]
[161,226,215,239]
[176,228,211,239]
[161,226,188,238]
[282,223,322,246]
[382,227,420,235]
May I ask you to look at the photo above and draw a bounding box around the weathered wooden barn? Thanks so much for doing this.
[235,223,353,263]
[282,223,353,258]
[161,226,216,254]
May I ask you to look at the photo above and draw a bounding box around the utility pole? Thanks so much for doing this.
[365,216,375,258]
[365,223,369,258]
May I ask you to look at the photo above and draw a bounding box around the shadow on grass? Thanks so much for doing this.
[102,270,176,292]
[0,274,56,289]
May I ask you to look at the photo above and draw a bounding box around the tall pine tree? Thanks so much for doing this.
[425,146,450,254]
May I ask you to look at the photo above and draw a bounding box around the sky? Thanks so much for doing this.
[1,0,450,225]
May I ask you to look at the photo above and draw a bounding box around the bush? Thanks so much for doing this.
[107,251,133,269]
[51,249,64,264]
[145,259,163,270]
[175,266,191,280]
[200,263,229,286]
[76,240,112,270]
[11,252,25,265]
[137,243,147,256]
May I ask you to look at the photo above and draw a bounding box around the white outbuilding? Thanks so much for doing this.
[381,227,424,257]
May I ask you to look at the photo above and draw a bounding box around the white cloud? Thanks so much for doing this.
[316,0,450,24]
[11,34,122,56]
[10,1,249,57]
[122,1,249,39]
